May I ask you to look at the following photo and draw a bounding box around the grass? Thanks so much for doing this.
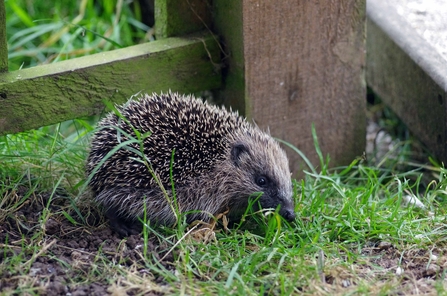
[6,0,151,71]
[1,115,446,294]
[2,1,447,295]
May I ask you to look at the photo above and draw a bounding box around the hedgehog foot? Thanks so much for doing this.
[105,208,141,237]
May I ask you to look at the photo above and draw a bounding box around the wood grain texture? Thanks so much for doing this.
[242,1,366,173]
[0,33,221,135]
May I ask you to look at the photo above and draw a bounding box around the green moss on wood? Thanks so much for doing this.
[155,0,211,39]
[0,33,221,135]
[212,0,246,116]
[0,0,7,72]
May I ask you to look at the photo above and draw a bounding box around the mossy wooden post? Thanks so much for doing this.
[214,1,367,174]
[155,0,211,38]
[0,0,7,72]
[212,0,245,114]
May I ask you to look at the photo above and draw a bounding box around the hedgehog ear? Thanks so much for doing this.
[231,143,249,167]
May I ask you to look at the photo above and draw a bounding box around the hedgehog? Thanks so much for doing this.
[86,92,295,236]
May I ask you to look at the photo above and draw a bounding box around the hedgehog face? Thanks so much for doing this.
[229,133,296,222]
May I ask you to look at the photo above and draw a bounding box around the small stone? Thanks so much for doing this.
[377,241,392,250]
[396,266,404,275]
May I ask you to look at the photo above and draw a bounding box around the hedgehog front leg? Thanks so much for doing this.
[104,206,142,237]
[95,188,144,237]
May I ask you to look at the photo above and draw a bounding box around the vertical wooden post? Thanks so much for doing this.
[212,0,246,114]
[0,0,8,72]
[154,0,211,38]
[215,1,366,174]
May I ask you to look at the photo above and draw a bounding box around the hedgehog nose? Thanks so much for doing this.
[282,209,296,222]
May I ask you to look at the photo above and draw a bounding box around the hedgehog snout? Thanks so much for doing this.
[280,207,296,222]
[278,192,295,222]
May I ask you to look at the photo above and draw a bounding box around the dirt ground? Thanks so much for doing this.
[0,186,445,295]
[0,187,174,295]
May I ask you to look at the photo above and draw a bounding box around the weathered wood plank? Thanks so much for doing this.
[214,1,366,174]
[0,0,7,72]
[0,33,221,135]
[155,0,211,38]
[367,0,447,164]
[212,0,246,114]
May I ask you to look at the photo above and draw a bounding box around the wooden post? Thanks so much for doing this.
[155,0,212,38]
[212,0,246,114]
[214,1,366,175]
[0,0,8,72]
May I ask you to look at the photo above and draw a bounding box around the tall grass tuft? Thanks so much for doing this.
[6,0,151,71]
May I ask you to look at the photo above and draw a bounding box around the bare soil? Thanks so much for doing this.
[358,242,447,294]
[0,187,173,295]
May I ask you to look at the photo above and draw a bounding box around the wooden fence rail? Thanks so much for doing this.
[0,33,221,134]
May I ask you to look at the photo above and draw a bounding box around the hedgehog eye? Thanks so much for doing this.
[256,176,268,187]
